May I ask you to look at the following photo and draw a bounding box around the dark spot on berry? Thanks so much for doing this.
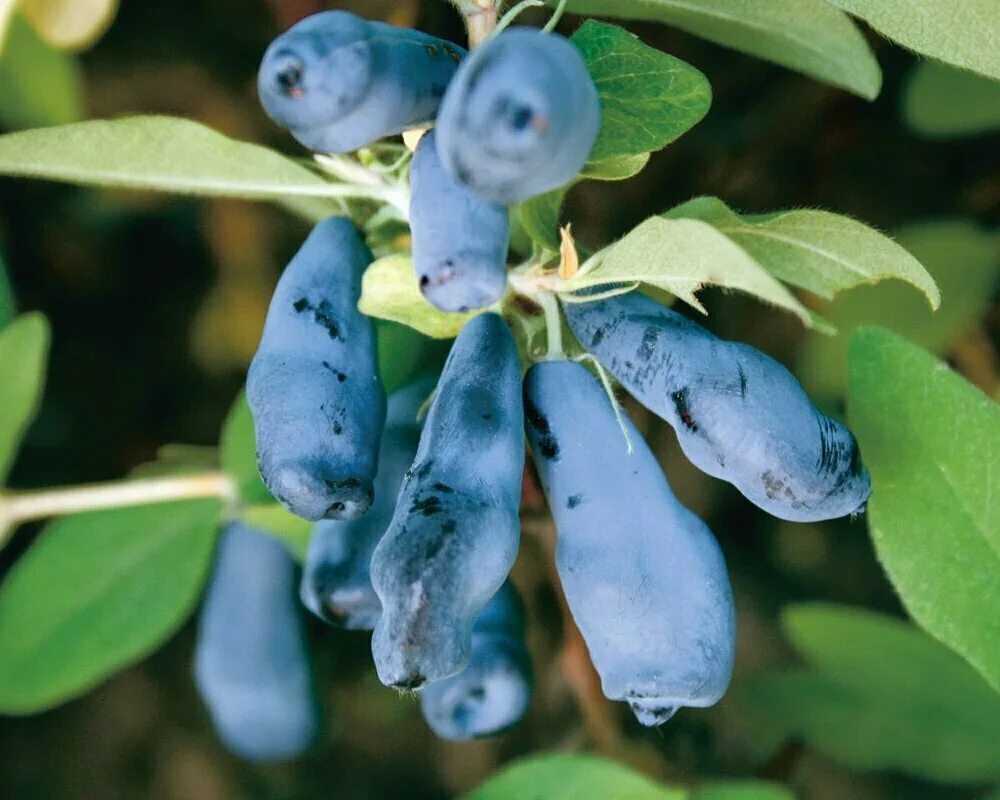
[638,326,659,361]
[567,493,584,509]
[411,494,444,516]
[431,482,454,494]
[294,297,342,340]
[590,327,605,348]
[333,422,343,435]
[524,397,559,461]
[671,387,698,432]
[737,363,748,399]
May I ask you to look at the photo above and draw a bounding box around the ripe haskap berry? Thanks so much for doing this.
[370,313,523,689]
[410,130,510,313]
[193,524,320,761]
[524,360,735,726]
[258,11,465,153]
[435,28,600,204]
[247,217,385,521]
[420,582,532,740]
[563,291,871,522]
[300,376,434,630]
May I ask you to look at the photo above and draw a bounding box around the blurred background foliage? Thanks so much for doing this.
[0,1,997,799]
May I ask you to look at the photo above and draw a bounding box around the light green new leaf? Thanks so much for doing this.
[0,312,50,483]
[0,115,371,202]
[552,0,881,99]
[691,782,793,800]
[516,187,569,253]
[665,196,939,306]
[465,754,686,800]
[0,15,81,130]
[573,20,711,163]
[241,503,311,562]
[0,499,220,714]
[219,390,273,505]
[827,0,1000,82]
[562,217,822,329]
[800,220,1000,401]
[359,255,479,339]
[848,327,1000,691]
[903,60,1000,138]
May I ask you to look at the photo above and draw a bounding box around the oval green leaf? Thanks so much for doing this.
[219,390,273,505]
[553,0,881,99]
[0,499,220,714]
[0,312,50,483]
[903,60,1000,138]
[848,327,1000,692]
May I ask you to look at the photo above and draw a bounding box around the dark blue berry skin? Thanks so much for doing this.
[193,524,320,761]
[370,313,523,689]
[524,360,735,726]
[258,11,465,154]
[435,28,600,204]
[247,217,386,522]
[563,292,871,523]
[410,130,510,313]
[299,376,434,630]
[420,581,532,740]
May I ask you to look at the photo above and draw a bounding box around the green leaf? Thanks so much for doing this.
[691,782,793,800]
[359,254,479,339]
[903,60,1000,138]
[375,320,446,394]
[0,15,81,130]
[562,217,822,329]
[665,196,940,306]
[241,503,311,562]
[827,0,1000,82]
[553,0,881,99]
[580,152,651,182]
[516,187,569,253]
[219,390,272,505]
[0,499,220,714]
[465,754,686,800]
[0,248,15,328]
[744,604,1000,783]
[0,115,373,202]
[848,327,1000,692]
[0,313,50,483]
[573,20,711,163]
[799,220,1000,401]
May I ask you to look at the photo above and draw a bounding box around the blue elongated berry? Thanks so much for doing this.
[435,28,600,204]
[300,376,434,629]
[524,360,735,726]
[420,581,532,740]
[563,292,871,522]
[247,217,385,521]
[258,11,465,154]
[410,130,510,312]
[193,523,320,761]
[370,313,523,689]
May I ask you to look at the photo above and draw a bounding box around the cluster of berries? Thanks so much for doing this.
[191,10,871,760]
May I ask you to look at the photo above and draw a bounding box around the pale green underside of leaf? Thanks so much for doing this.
[903,60,1000,138]
[741,603,1000,783]
[0,115,357,201]
[827,0,1000,82]
[553,0,881,99]
[581,152,651,181]
[562,216,823,329]
[240,503,310,562]
[465,754,686,800]
[0,312,50,483]
[573,20,711,163]
[848,327,1000,692]
[799,219,1000,402]
[666,196,940,307]
[0,15,81,130]
[359,255,480,339]
[0,499,220,714]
